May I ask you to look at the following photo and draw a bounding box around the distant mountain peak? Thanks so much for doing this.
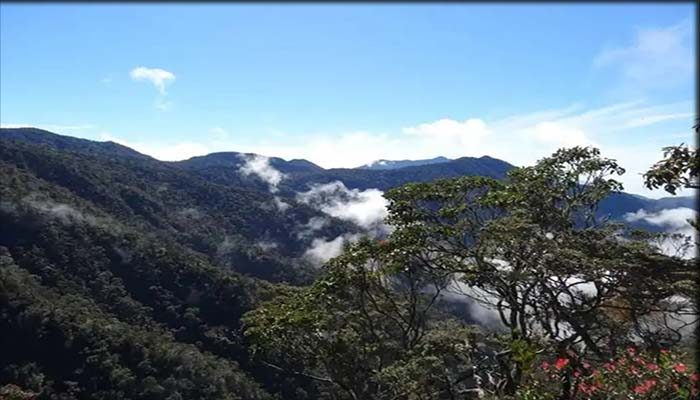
[358,156,451,170]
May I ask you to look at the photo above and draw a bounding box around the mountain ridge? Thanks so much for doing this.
[357,156,452,170]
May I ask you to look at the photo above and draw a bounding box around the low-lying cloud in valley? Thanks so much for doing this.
[239,154,285,193]
[303,233,363,266]
[295,182,391,265]
[236,156,391,265]
[296,181,391,236]
[624,207,697,257]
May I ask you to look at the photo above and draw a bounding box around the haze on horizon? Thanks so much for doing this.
[0,3,696,198]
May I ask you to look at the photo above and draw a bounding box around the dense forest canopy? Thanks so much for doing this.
[0,128,697,399]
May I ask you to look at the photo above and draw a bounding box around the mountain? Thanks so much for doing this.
[358,156,451,170]
[0,127,150,160]
[0,130,323,399]
[0,130,364,284]
[180,153,515,193]
[177,149,692,223]
[0,127,694,399]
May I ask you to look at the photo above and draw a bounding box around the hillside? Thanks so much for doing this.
[0,127,694,399]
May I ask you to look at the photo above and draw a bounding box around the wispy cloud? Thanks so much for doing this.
[98,132,209,161]
[593,19,693,91]
[303,233,362,266]
[239,154,285,193]
[130,66,176,95]
[130,66,176,111]
[624,207,697,258]
[297,181,390,235]
[90,97,693,198]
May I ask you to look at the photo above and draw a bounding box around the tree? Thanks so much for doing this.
[246,147,697,399]
[386,147,697,395]
[244,237,484,400]
[643,121,699,195]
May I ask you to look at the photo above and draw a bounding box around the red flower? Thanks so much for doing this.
[673,363,688,373]
[578,382,597,394]
[554,358,570,371]
[633,384,649,394]
[633,379,656,395]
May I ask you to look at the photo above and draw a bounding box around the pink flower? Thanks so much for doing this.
[541,361,550,370]
[627,347,636,356]
[691,373,699,382]
[673,363,687,373]
[633,379,656,395]
[604,362,615,371]
[633,384,649,394]
[578,382,597,394]
[555,358,570,371]
[647,363,660,372]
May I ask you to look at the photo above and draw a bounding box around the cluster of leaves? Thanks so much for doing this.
[520,348,699,399]
[244,236,488,400]
[643,121,699,195]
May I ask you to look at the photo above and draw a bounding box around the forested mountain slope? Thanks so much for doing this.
[0,127,694,399]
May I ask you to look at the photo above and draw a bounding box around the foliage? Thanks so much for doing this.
[247,146,698,398]
[1,128,697,399]
[519,348,699,399]
[245,237,483,400]
[644,122,699,195]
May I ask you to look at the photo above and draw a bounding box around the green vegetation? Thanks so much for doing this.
[245,147,698,399]
[0,128,697,399]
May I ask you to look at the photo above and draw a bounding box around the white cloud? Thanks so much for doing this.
[594,20,693,90]
[296,181,390,234]
[238,154,285,193]
[297,216,330,239]
[99,132,210,161]
[624,207,697,257]
[624,207,696,230]
[130,66,176,95]
[403,118,490,145]
[622,112,695,129]
[255,240,279,252]
[527,121,594,148]
[273,196,290,212]
[20,196,98,226]
[303,233,362,266]
[82,96,693,198]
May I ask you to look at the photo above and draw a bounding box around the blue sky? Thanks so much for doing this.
[0,3,696,197]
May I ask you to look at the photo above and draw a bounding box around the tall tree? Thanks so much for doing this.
[246,147,697,398]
